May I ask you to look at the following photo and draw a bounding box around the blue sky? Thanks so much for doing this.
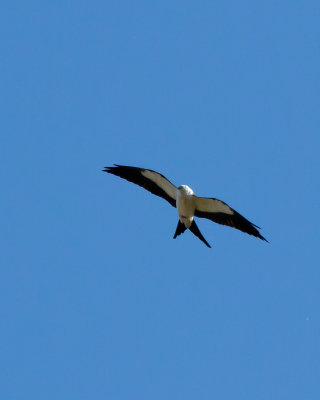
[1,1,320,399]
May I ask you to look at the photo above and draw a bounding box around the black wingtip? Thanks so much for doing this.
[102,165,125,173]
[102,166,114,173]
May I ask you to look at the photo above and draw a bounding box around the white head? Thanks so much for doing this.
[178,185,194,195]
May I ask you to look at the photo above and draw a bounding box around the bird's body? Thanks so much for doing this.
[103,164,268,248]
[176,185,195,228]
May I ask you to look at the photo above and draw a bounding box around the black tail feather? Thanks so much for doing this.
[173,220,187,238]
[189,220,211,248]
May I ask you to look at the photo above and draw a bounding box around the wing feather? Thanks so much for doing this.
[103,165,177,207]
[194,196,268,242]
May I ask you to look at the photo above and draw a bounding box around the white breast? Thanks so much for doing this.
[176,185,195,228]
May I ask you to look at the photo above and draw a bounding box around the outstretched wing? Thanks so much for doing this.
[194,196,268,242]
[103,165,177,207]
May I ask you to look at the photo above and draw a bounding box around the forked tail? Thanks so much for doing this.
[173,220,187,238]
[189,220,211,248]
[173,219,211,248]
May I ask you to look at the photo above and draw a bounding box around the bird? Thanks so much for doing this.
[103,164,268,248]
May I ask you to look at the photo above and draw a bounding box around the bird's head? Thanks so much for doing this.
[178,185,194,195]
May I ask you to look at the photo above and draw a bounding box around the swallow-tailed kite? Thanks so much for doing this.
[103,164,268,248]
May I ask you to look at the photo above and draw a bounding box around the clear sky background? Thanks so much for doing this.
[1,1,320,399]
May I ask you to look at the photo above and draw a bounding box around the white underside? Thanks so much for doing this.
[176,185,195,228]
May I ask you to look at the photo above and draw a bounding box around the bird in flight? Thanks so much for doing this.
[103,164,268,248]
